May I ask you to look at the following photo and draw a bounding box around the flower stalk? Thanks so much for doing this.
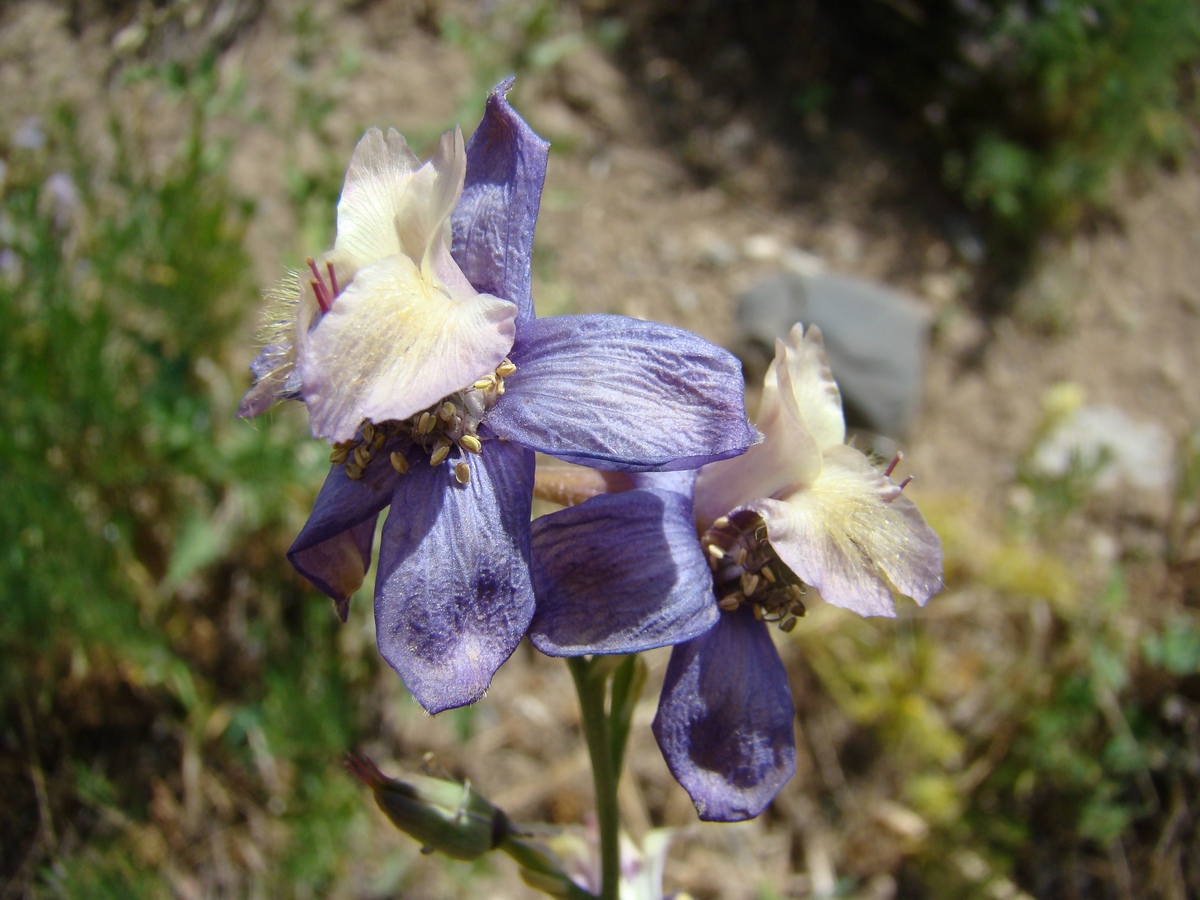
[568,655,642,900]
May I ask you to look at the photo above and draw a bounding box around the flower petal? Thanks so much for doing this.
[452,77,550,326]
[334,127,422,267]
[693,324,848,528]
[652,608,796,822]
[770,324,845,451]
[298,254,516,443]
[692,396,820,531]
[529,484,717,655]
[287,447,406,608]
[374,440,536,714]
[750,444,943,617]
[486,315,756,472]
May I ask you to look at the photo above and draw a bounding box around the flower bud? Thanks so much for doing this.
[346,754,511,861]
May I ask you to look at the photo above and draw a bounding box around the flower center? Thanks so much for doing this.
[329,358,516,485]
[701,509,807,632]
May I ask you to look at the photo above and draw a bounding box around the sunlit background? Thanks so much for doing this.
[2,1,1198,897]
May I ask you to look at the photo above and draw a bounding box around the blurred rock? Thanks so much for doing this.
[738,271,932,437]
[1030,404,1174,493]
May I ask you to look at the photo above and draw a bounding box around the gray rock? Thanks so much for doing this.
[738,271,932,437]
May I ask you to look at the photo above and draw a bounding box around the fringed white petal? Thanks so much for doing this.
[298,254,516,443]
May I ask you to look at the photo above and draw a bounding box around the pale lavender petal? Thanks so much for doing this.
[287,443,408,606]
[653,608,796,822]
[452,77,550,325]
[374,440,535,714]
[529,486,717,655]
[749,444,944,617]
[487,315,756,472]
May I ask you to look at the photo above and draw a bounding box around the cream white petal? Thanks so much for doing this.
[298,253,516,443]
[334,127,421,268]
[693,394,819,531]
[747,444,943,618]
[775,324,845,451]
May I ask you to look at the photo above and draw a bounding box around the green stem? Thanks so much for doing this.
[568,657,621,900]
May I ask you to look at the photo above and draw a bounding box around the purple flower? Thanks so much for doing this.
[238,79,756,714]
[529,324,943,820]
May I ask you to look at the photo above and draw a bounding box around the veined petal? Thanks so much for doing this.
[486,315,756,472]
[374,441,535,714]
[692,402,820,531]
[335,127,422,268]
[298,254,516,443]
[652,608,796,822]
[692,324,844,532]
[287,446,406,608]
[749,444,943,618]
[771,324,845,451]
[452,77,550,325]
[529,486,717,656]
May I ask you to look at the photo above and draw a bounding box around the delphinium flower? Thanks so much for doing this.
[238,80,756,715]
[529,323,943,820]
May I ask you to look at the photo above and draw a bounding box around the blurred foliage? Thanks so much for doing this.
[0,56,393,895]
[837,0,1200,247]
[599,0,1200,270]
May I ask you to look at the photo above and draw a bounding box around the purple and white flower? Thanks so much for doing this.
[529,324,943,820]
[239,80,756,715]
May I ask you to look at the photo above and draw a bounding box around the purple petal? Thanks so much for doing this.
[529,484,718,656]
[452,78,549,326]
[487,315,757,472]
[238,342,301,418]
[287,445,407,607]
[374,440,536,714]
[653,608,796,822]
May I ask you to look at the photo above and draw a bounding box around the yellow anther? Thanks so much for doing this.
[781,616,798,633]
[740,572,761,596]
[460,434,482,454]
[439,401,457,421]
[760,566,777,584]
[362,422,375,442]
[454,462,470,484]
[718,595,741,612]
[473,377,494,390]
[712,516,730,529]
[372,431,386,450]
[429,442,451,466]
[706,543,725,560]
[418,411,436,435]
[496,360,517,378]
[345,462,364,480]
[390,451,409,474]
[353,445,371,468]
[329,447,349,465]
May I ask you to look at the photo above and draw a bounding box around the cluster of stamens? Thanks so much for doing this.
[702,509,807,632]
[329,359,516,486]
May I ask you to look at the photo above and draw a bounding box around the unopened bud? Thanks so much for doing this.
[346,754,511,861]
